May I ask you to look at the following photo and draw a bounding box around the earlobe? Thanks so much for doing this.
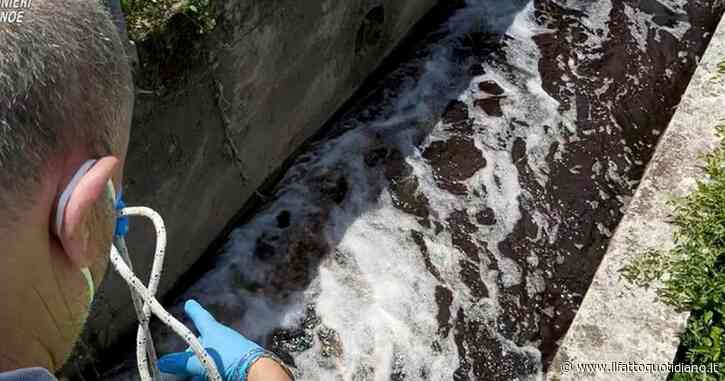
[57,156,119,269]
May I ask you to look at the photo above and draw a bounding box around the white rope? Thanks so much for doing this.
[113,237,160,381]
[118,207,166,381]
[110,208,223,381]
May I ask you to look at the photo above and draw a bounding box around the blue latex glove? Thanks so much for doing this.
[157,300,266,381]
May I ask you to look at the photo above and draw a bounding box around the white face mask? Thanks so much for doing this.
[54,159,120,305]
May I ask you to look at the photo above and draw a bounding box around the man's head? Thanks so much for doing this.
[0,0,133,371]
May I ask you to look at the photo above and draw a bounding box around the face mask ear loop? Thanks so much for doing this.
[110,200,223,381]
[54,160,98,307]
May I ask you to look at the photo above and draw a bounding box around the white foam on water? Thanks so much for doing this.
[303,206,461,381]
[624,1,691,53]
[295,2,569,379]
[624,4,652,52]
[129,1,642,380]
[154,1,552,379]
[559,0,613,60]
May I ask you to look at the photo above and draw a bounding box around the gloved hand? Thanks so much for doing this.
[157,299,266,381]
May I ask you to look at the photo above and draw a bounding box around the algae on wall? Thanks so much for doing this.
[121,0,216,41]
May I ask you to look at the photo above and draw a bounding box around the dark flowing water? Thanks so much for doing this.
[108,1,723,380]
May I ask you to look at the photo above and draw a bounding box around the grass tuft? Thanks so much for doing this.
[620,246,673,288]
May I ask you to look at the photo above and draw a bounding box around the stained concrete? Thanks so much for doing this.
[74,0,437,371]
[547,13,725,381]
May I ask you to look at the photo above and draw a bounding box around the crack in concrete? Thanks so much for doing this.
[214,78,248,184]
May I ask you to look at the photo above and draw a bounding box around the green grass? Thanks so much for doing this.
[664,125,725,381]
[620,246,673,288]
[622,123,725,380]
[120,0,216,41]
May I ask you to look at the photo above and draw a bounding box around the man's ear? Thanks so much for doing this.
[58,156,119,269]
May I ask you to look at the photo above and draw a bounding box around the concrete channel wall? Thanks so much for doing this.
[79,0,438,366]
[547,14,725,381]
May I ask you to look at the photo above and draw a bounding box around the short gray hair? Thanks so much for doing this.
[0,0,133,214]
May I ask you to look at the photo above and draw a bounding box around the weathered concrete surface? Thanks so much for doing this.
[74,0,438,370]
[547,14,725,381]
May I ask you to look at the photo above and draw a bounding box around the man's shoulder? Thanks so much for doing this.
[0,368,56,381]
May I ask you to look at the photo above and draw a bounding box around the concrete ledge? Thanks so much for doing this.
[547,14,725,381]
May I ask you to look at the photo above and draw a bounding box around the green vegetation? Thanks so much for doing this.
[620,246,673,289]
[663,126,725,381]
[622,123,725,380]
[120,0,216,41]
